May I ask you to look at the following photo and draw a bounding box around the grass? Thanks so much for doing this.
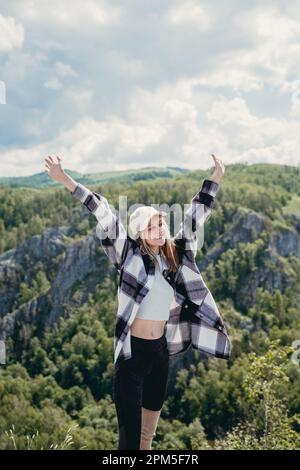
[4,423,87,450]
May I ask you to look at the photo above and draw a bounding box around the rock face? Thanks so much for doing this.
[199,209,273,272]
[0,225,110,341]
[285,213,300,236]
[0,226,72,317]
[269,227,300,258]
[198,208,300,312]
[1,207,300,345]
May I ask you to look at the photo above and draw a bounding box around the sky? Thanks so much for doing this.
[0,0,300,177]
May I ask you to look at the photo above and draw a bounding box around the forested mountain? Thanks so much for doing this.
[0,162,300,450]
[0,166,189,189]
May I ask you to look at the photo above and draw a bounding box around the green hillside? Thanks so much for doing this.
[0,162,300,450]
[0,166,190,189]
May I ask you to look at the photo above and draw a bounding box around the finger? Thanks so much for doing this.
[45,157,52,165]
[48,155,54,163]
[56,155,61,162]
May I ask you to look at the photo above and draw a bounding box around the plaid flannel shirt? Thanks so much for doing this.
[70,179,232,366]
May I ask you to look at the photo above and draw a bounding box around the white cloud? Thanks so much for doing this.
[165,1,213,31]
[6,0,122,31]
[0,14,24,52]
[2,78,300,176]
[62,87,94,113]
[181,5,300,94]
[44,62,78,90]
[55,62,78,78]
[190,68,264,93]
[235,5,300,43]
[1,1,300,176]
[44,77,63,90]
[205,95,300,165]
[106,51,148,80]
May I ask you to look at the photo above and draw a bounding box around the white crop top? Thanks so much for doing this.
[135,253,174,321]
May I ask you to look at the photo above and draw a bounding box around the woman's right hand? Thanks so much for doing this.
[44,155,65,183]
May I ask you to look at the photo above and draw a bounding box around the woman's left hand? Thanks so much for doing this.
[211,154,225,184]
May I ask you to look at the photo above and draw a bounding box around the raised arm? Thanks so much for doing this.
[44,155,130,270]
[70,182,130,270]
[173,154,224,257]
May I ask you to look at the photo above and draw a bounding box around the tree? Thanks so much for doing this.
[215,339,300,449]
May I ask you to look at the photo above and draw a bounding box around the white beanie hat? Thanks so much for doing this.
[128,205,167,239]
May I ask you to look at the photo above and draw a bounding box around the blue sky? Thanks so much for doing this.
[0,0,300,176]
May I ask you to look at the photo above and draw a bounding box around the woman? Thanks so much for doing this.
[44,154,231,450]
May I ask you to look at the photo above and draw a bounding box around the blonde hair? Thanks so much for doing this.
[137,215,180,272]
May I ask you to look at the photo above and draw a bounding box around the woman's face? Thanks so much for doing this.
[140,214,167,248]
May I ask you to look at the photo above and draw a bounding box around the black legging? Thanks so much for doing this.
[112,333,169,450]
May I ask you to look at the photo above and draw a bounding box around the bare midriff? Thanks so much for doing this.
[130,317,167,339]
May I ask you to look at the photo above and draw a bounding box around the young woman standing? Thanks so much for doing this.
[44,154,229,450]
